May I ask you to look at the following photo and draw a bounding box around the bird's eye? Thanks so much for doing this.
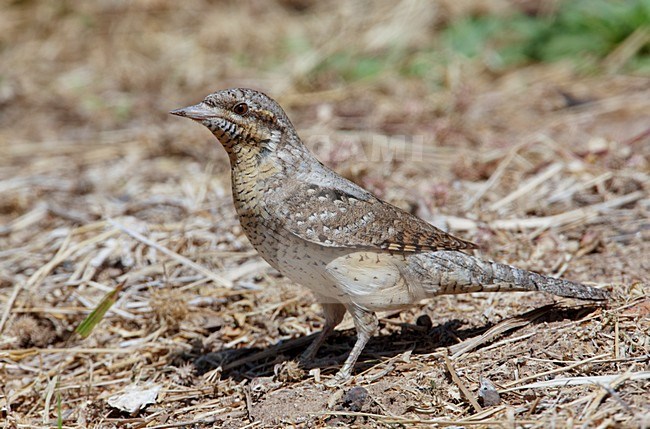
[233,102,249,115]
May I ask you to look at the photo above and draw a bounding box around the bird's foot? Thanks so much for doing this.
[324,368,353,387]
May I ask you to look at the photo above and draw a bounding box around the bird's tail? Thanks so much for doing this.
[416,251,609,301]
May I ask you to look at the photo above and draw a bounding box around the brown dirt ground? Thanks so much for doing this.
[1,1,649,428]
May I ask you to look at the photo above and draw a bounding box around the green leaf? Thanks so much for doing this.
[75,282,124,338]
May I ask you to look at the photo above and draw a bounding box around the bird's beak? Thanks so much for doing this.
[169,103,214,121]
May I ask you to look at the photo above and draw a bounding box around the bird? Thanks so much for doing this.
[170,88,609,385]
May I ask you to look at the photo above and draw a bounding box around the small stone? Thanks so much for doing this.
[341,386,368,412]
[478,377,501,407]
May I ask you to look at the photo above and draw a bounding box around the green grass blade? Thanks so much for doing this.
[75,282,124,338]
[57,390,63,429]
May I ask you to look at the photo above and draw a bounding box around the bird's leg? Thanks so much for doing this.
[326,304,378,386]
[300,301,346,364]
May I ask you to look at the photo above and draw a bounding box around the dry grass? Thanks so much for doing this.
[1,1,649,428]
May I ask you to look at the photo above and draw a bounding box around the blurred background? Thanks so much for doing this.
[1,0,649,427]
[2,0,649,225]
[1,0,649,217]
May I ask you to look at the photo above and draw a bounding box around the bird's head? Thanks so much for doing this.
[171,88,293,163]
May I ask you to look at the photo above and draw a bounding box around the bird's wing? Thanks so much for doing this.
[264,177,476,253]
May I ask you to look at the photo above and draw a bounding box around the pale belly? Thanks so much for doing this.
[325,251,430,310]
[242,218,429,310]
[244,222,344,301]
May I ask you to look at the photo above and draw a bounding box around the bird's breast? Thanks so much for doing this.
[230,162,292,264]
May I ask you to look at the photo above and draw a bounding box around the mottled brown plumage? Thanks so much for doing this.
[171,88,609,385]
[270,179,477,252]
